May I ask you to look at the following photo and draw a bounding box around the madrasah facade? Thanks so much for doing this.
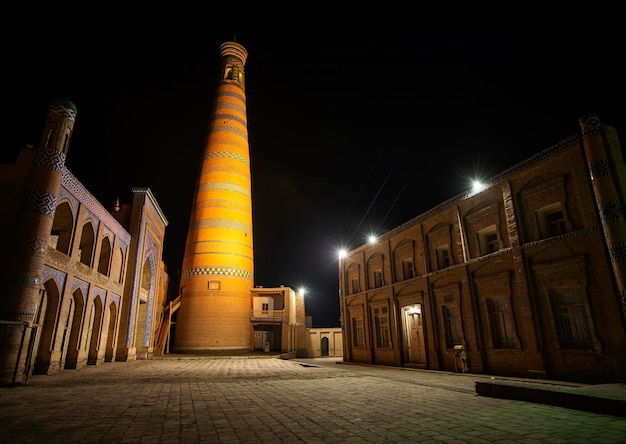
[0,40,624,385]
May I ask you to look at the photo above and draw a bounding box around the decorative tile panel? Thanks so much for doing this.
[42,266,67,293]
[205,150,250,165]
[34,150,65,172]
[214,101,246,114]
[208,123,248,140]
[15,236,46,254]
[191,218,251,232]
[216,90,246,103]
[198,180,250,196]
[599,200,625,223]
[71,278,90,298]
[62,169,131,244]
[213,113,247,127]
[589,158,611,179]
[21,190,56,216]
[182,266,253,280]
[608,242,626,263]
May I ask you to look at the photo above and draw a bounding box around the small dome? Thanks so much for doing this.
[50,97,77,113]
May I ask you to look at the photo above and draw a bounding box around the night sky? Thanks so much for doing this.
[5,8,625,327]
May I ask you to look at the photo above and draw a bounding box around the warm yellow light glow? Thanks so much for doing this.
[407,305,421,314]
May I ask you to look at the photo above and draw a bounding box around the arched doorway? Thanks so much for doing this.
[64,289,85,369]
[136,258,153,359]
[32,281,61,374]
[321,337,329,357]
[105,301,118,362]
[87,297,103,365]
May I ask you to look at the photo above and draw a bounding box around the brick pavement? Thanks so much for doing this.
[0,356,625,443]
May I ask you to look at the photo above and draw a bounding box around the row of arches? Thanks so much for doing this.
[29,255,155,375]
[30,278,117,374]
[51,201,125,283]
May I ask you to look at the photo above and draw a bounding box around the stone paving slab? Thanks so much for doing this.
[0,356,625,443]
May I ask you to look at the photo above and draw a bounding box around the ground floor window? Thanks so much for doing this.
[374,307,391,348]
[352,318,365,348]
[442,306,462,348]
[553,289,592,349]
[488,299,516,348]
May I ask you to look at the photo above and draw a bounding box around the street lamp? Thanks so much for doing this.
[337,248,346,300]
[470,179,486,196]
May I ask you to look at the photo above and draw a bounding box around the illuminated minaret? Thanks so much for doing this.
[173,41,254,353]
[0,98,76,384]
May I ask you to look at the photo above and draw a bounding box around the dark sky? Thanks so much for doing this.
[5,8,625,327]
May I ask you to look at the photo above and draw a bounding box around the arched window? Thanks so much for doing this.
[110,246,125,283]
[50,201,74,255]
[78,222,95,267]
[97,237,112,276]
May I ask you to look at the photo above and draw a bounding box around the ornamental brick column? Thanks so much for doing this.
[173,41,254,352]
[0,98,76,384]
[579,115,626,314]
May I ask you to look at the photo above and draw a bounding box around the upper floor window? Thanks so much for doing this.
[464,203,502,258]
[78,222,95,267]
[351,278,360,294]
[373,270,383,288]
[97,237,112,276]
[436,246,450,269]
[546,209,566,236]
[478,225,499,256]
[347,264,361,295]
[393,239,417,282]
[111,247,125,284]
[50,201,74,255]
[537,203,567,238]
[402,260,414,280]
[367,253,384,289]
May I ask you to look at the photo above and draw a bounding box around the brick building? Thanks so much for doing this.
[0,99,170,385]
[339,115,626,383]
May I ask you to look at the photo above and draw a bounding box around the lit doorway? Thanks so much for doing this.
[401,304,426,365]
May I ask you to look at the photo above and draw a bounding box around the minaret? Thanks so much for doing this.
[0,98,77,384]
[173,41,254,353]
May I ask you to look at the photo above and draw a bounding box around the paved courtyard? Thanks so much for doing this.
[0,356,625,443]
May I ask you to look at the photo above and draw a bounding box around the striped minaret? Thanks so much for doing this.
[0,98,77,384]
[173,41,254,353]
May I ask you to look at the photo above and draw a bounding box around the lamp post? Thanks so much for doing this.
[337,249,348,359]
[337,248,347,302]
